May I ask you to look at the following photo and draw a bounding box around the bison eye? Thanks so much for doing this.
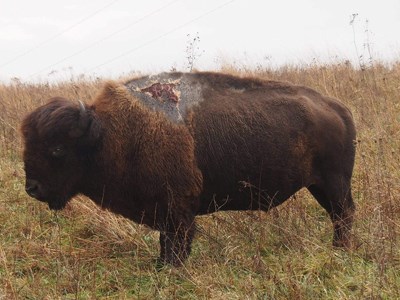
[50,145,67,158]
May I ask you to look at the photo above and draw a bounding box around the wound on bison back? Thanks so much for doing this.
[141,83,179,103]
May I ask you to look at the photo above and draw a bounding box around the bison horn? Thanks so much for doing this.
[69,100,90,138]
[78,100,86,114]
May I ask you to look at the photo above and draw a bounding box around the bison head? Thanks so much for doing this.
[21,98,101,210]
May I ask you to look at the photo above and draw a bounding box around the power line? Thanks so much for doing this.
[27,0,182,78]
[0,0,120,68]
[89,0,236,73]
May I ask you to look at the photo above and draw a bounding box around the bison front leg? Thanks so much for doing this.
[158,214,196,267]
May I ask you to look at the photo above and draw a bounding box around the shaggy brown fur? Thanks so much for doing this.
[21,72,356,266]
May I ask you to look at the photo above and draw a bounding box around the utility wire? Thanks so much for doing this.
[28,0,181,78]
[1,0,120,68]
[89,0,235,73]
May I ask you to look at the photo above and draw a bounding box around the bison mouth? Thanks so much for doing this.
[25,179,73,210]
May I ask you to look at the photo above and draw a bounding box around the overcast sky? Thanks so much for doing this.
[1,0,399,82]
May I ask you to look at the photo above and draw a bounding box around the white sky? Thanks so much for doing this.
[1,0,399,82]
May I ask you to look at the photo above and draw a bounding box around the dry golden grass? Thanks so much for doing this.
[0,62,399,299]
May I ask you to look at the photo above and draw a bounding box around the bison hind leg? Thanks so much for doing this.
[307,178,355,248]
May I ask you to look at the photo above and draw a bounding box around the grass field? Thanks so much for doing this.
[0,62,399,299]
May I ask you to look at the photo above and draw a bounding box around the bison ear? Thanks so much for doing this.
[69,100,102,147]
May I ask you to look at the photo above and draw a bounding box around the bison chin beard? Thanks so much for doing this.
[47,195,70,211]
[47,184,79,210]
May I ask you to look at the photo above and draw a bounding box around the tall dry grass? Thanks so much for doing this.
[0,62,399,299]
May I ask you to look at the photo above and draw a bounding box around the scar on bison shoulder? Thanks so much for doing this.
[141,83,179,103]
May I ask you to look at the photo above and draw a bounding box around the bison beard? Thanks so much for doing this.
[21,72,356,266]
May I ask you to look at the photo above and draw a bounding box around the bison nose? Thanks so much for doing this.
[25,179,40,198]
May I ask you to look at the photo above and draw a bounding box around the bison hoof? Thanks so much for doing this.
[156,256,184,268]
[332,239,352,249]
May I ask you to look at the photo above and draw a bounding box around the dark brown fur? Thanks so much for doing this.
[21,72,356,266]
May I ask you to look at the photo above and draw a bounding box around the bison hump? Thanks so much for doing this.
[124,73,204,123]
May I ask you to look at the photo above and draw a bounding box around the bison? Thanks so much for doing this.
[21,72,356,266]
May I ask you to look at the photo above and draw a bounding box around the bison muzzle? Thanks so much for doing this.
[21,72,356,266]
